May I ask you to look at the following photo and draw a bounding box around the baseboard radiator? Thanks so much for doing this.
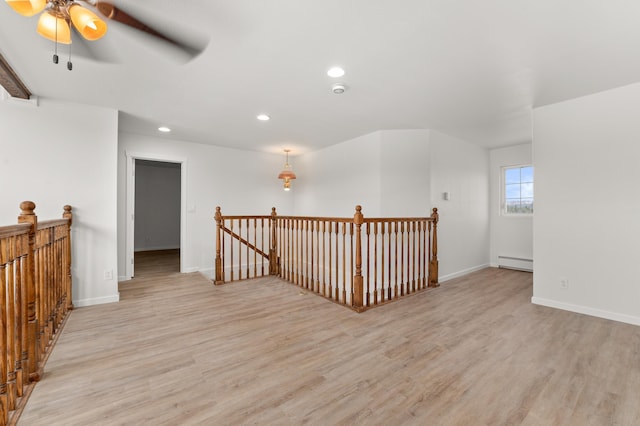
[497,256,533,272]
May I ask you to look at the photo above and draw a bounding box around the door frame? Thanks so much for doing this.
[125,150,188,279]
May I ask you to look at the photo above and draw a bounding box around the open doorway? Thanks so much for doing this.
[124,152,187,280]
[134,160,181,277]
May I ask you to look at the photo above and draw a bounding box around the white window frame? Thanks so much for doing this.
[501,164,533,216]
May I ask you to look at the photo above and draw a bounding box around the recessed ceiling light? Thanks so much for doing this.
[257,114,270,121]
[158,126,171,133]
[327,67,345,78]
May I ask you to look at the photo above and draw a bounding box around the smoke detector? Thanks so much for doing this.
[332,83,347,94]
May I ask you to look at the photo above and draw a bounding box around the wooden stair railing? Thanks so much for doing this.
[214,208,273,284]
[214,205,439,312]
[0,202,73,426]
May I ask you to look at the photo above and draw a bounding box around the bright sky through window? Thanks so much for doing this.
[504,166,533,214]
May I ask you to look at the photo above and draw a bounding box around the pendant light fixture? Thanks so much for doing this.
[277,149,296,191]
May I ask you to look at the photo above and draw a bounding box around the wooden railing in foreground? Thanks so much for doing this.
[0,202,73,426]
[214,205,439,312]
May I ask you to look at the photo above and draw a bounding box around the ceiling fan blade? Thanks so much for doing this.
[92,1,205,57]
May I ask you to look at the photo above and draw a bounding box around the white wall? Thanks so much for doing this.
[294,129,489,281]
[533,82,640,326]
[118,133,294,278]
[379,130,431,217]
[293,131,383,216]
[134,160,181,251]
[489,144,533,266]
[0,97,119,307]
[429,131,490,280]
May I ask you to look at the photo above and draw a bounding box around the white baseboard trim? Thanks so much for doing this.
[183,266,200,273]
[531,297,640,327]
[73,293,120,308]
[118,276,130,282]
[198,268,214,279]
[439,263,490,283]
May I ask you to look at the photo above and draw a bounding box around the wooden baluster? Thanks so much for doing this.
[373,222,379,305]
[304,220,309,289]
[316,221,320,294]
[260,218,264,276]
[1,235,17,416]
[322,221,327,297]
[382,222,392,300]
[45,228,53,352]
[411,221,416,293]
[245,219,249,278]
[400,222,405,297]
[414,220,422,290]
[366,222,370,307]
[63,206,73,310]
[338,222,347,304]
[429,208,439,287]
[393,222,398,299]
[284,218,288,280]
[269,208,278,276]
[332,222,340,300]
[6,236,18,410]
[422,219,427,289]
[349,222,354,305]
[352,206,364,310]
[294,219,298,286]
[288,219,293,281]
[230,220,234,282]
[238,219,242,280]
[310,221,315,292]
[215,207,223,284]
[253,218,257,278]
[16,235,27,398]
[18,201,39,382]
[341,222,346,304]
[0,236,8,425]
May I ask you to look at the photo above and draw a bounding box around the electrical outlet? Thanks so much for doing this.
[104,270,113,280]
[560,278,569,290]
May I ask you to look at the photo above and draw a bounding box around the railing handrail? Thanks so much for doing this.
[1,201,73,425]
[0,223,31,238]
[214,205,439,312]
[217,215,271,220]
[37,218,70,229]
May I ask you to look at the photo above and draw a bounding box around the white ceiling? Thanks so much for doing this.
[2,0,640,154]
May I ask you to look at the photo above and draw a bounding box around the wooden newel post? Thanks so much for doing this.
[428,207,439,288]
[353,205,364,310]
[269,207,280,276]
[17,201,41,382]
[214,207,224,285]
[63,205,73,311]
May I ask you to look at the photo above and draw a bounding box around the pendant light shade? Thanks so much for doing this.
[69,4,107,41]
[278,149,296,191]
[37,11,71,44]
[5,0,46,17]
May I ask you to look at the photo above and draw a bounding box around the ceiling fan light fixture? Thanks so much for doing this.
[36,11,72,45]
[5,0,46,17]
[69,4,107,41]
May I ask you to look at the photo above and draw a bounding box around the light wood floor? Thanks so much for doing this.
[18,254,640,425]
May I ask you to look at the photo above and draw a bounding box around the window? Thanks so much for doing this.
[503,165,533,214]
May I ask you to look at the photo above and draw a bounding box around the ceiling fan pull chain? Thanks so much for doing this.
[67,33,73,71]
[53,14,59,64]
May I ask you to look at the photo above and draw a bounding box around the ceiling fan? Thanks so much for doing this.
[3,0,205,66]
